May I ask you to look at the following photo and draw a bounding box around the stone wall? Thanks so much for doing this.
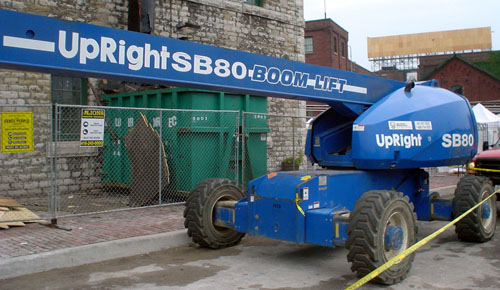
[0,0,305,198]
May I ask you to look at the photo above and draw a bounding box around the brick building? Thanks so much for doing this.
[422,55,500,110]
[0,0,306,197]
[304,18,372,117]
[305,19,349,71]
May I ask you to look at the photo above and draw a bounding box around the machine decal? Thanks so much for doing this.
[319,176,327,186]
[303,187,309,200]
[301,175,312,181]
[352,124,365,131]
[388,121,413,130]
[267,172,277,179]
[415,121,433,130]
[376,133,423,149]
[441,133,474,148]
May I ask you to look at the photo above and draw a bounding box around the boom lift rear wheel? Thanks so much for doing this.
[453,175,497,242]
[346,190,416,285]
[183,178,245,249]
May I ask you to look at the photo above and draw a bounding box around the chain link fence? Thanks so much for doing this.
[241,112,310,190]
[1,104,240,224]
[0,104,55,224]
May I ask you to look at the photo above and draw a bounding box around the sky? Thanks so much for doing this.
[304,0,500,70]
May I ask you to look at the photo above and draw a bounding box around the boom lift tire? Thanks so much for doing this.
[346,190,417,285]
[453,175,497,242]
[184,178,245,249]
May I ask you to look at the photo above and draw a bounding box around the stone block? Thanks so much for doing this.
[24,181,40,190]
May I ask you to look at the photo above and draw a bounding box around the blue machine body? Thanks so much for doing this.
[234,169,430,247]
[305,84,478,169]
[0,9,477,247]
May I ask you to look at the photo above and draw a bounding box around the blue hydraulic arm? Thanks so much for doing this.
[0,9,404,107]
[0,9,477,170]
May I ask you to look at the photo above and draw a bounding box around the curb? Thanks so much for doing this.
[0,229,189,280]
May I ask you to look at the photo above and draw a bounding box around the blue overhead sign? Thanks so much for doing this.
[0,9,404,105]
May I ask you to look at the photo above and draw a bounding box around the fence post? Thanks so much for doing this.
[49,104,59,224]
[293,116,296,170]
[158,110,163,205]
[241,112,246,190]
[235,112,240,187]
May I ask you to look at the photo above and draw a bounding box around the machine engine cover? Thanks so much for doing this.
[351,86,477,169]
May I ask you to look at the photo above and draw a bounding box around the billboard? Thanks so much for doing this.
[368,27,492,58]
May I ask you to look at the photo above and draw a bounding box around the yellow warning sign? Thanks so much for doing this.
[1,112,34,153]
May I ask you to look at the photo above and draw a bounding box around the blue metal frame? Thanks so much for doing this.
[213,169,457,247]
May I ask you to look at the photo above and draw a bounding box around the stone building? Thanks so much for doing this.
[0,0,306,198]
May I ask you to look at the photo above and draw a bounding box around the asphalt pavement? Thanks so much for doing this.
[1,209,499,290]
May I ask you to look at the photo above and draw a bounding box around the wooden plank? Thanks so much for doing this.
[0,207,39,228]
[0,208,39,220]
[15,207,41,222]
[0,197,23,208]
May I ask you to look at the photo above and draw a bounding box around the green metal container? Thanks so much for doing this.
[102,88,268,193]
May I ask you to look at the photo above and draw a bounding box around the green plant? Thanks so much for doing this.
[282,150,304,167]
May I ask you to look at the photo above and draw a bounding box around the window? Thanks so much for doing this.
[341,42,345,58]
[451,85,463,95]
[305,37,313,54]
[333,36,337,54]
[52,76,87,105]
[51,75,88,141]
[244,0,262,6]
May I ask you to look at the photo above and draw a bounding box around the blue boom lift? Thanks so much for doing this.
[0,9,496,285]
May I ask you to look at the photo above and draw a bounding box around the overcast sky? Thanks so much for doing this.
[304,0,499,70]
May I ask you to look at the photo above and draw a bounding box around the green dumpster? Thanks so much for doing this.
[102,88,268,195]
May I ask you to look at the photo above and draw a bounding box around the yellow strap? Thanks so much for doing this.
[345,188,499,290]
[468,167,500,173]
[295,193,305,216]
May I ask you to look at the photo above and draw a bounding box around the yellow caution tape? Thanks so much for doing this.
[467,167,500,173]
[346,188,499,290]
[295,193,305,216]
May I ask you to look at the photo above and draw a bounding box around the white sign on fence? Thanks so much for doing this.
[80,109,105,147]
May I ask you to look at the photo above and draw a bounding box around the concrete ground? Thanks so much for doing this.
[0,172,486,288]
[1,208,499,290]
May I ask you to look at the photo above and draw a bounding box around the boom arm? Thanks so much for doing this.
[0,9,477,170]
[0,9,404,107]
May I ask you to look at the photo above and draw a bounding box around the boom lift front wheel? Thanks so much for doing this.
[453,175,497,242]
[346,190,417,285]
[183,178,245,249]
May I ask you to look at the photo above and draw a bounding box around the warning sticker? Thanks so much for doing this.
[303,187,309,200]
[353,124,365,131]
[80,109,105,147]
[1,112,34,153]
[415,121,433,130]
[388,121,413,130]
